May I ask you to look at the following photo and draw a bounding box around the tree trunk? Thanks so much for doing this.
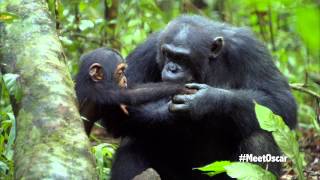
[0,0,96,179]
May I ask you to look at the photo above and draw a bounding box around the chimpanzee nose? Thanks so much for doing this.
[167,63,178,73]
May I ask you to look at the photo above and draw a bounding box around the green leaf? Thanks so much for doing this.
[79,19,94,31]
[4,113,15,160]
[194,161,231,176]
[0,12,19,23]
[224,162,276,180]
[272,127,296,159]
[59,36,73,45]
[92,143,115,180]
[2,73,22,101]
[79,2,87,12]
[0,161,9,173]
[3,74,19,92]
[254,103,306,180]
[254,103,279,131]
[195,161,276,179]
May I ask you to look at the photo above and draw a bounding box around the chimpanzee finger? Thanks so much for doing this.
[172,94,192,104]
[185,83,208,90]
[169,103,190,113]
[120,104,129,115]
[182,88,198,94]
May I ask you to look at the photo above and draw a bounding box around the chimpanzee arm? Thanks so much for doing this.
[89,82,190,107]
[170,83,297,137]
[118,83,193,105]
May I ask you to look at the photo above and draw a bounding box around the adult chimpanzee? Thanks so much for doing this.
[110,15,297,179]
[75,48,191,136]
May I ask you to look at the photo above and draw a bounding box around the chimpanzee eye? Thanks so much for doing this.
[162,49,168,57]
[165,51,176,60]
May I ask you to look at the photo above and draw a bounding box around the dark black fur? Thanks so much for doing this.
[75,48,189,136]
[110,15,297,180]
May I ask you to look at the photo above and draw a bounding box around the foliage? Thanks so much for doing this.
[255,103,306,180]
[194,161,276,180]
[224,162,276,180]
[92,143,116,180]
[194,161,231,176]
[0,73,15,179]
[2,74,22,101]
[0,12,19,23]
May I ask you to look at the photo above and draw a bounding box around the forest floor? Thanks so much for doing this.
[281,127,320,180]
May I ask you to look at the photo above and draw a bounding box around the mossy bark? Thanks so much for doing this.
[0,0,96,179]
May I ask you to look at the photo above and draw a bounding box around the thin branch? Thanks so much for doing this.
[290,83,320,99]
[268,5,276,51]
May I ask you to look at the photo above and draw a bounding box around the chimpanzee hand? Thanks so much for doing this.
[169,83,232,119]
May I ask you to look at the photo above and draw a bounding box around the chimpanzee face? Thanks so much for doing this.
[158,23,224,83]
[113,63,128,89]
[88,62,127,89]
[75,48,127,131]
[160,43,193,83]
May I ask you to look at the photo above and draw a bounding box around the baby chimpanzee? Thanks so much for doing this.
[75,48,192,136]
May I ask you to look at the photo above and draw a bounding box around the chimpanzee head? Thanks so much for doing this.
[77,47,127,90]
[75,48,127,124]
[156,16,225,83]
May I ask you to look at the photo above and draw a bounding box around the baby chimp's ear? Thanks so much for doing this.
[89,63,104,82]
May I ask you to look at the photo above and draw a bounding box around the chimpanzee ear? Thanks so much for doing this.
[89,63,104,82]
[210,36,224,58]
